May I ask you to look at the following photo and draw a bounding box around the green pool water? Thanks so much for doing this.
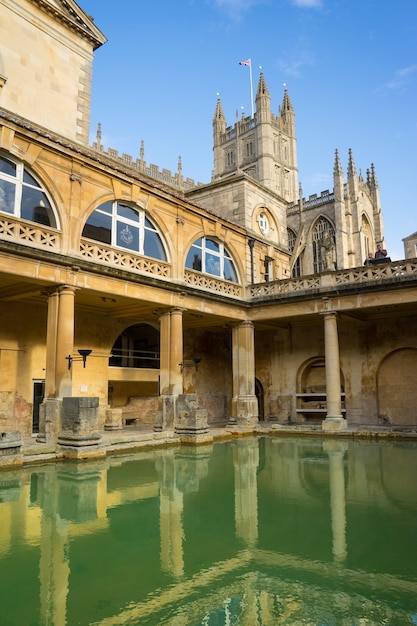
[0,436,416,625]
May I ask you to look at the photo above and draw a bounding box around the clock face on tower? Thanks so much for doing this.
[258,212,269,235]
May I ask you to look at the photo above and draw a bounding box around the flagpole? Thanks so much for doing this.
[249,58,254,118]
[239,59,254,118]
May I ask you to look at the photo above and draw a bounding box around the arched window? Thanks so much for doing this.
[185,237,238,283]
[287,227,302,277]
[361,214,372,260]
[82,201,167,261]
[0,155,57,227]
[312,217,335,273]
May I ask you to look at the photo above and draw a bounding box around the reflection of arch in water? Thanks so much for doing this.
[255,378,264,421]
[377,348,417,425]
[380,443,417,513]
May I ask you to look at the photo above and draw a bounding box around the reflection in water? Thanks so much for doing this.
[0,437,417,625]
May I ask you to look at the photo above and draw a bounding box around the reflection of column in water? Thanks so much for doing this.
[39,513,70,626]
[159,487,184,578]
[158,446,212,579]
[324,440,347,562]
[233,439,259,545]
[158,452,184,578]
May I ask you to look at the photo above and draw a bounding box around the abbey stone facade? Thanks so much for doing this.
[0,0,416,459]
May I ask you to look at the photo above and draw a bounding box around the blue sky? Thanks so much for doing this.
[81,0,416,261]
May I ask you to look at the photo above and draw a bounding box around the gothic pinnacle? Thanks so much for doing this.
[348,148,357,178]
[334,149,343,175]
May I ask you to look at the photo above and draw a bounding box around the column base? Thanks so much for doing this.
[322,417,347,432]
[0,431,23,468]
[57,444,105,461]
[230,396,259,427]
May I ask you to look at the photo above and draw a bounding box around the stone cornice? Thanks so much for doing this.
[30,0,107,50]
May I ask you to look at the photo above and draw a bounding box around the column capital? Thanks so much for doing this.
[233,319,254,329]
[57,284,79,295]
[320,310,339,318]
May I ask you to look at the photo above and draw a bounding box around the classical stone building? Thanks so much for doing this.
[0,0,416,455]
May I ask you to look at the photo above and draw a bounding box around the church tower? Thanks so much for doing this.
[211,73,298,204]
[187,72,298,282]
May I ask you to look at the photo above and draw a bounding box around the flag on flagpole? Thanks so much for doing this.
[238,59,254,117]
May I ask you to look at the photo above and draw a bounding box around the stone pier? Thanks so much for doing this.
[57,397,105,460]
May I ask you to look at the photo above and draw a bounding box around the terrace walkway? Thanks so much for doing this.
[21,421,417,466]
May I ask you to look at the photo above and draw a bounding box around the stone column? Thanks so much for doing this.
[38,286,76,443]
[158,311,171,396]
[44,289,59,399]
[231,321,258,426]
[155,308,183,432]
[56,285,77,399]
[169,308,184,396]
[322,311,347,431]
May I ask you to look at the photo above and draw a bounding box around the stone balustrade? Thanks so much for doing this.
[184,269,243,298]
[79,239,171,278]
[0,214,61,249]
[248,258,417,301]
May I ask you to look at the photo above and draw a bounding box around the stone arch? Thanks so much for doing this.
[109,322,160,369]
[377,348,417,425]
[297,357,345,395]
[297,357,326,393]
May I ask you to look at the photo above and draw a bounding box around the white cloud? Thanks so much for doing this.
[213,0,268,19]
[290,0,323,7]
[376,64,417,94]
[214,0,264,9]
[276,49,315,78]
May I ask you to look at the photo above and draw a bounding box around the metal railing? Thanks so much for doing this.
[109,348,160,369]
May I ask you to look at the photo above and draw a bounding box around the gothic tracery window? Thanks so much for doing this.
[82,200,167,261]
[312,217,336,273]
[0,155,57,227]
[185,237,238,282]
[288,227,302,277]
[361,214,372,260]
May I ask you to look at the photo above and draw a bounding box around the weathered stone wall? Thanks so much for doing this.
[254,313,417,425]
[0,0,100,144]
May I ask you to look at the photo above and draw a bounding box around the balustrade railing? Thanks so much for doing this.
[79,238,171,278]
[184,269,243,298]
[248,259,417,300]
[0,214,61,249]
